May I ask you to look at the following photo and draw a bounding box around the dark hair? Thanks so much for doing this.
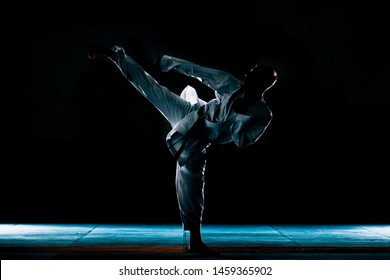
[243,62,278,96]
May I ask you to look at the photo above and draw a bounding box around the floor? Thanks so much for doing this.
[1,224,389,260]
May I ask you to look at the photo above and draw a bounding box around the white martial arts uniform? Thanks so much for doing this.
[106,47,273,230]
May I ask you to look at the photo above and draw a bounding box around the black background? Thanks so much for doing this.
[3,2,389,225]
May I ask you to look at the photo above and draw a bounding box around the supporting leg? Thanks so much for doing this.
[187,223,220,256]
[176,159,220,256]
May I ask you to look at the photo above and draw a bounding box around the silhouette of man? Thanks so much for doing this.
[88,45,277,255]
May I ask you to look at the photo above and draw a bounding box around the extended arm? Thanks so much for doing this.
[160,55,242,96]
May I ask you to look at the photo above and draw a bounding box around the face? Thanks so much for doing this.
[244,63,278,94]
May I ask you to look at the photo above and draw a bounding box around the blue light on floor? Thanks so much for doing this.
[1,224,389,259]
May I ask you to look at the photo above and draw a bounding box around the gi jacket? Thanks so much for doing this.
[162,55,273,166]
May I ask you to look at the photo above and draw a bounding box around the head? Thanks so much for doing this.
[243,62,278,98]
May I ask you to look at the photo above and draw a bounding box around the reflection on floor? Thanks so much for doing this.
[0,224,389,260]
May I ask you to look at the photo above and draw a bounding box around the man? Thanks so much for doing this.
[88,44,277,255]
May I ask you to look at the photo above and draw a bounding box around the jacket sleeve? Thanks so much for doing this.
[160,55,242,96]
[232,99,273,148]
